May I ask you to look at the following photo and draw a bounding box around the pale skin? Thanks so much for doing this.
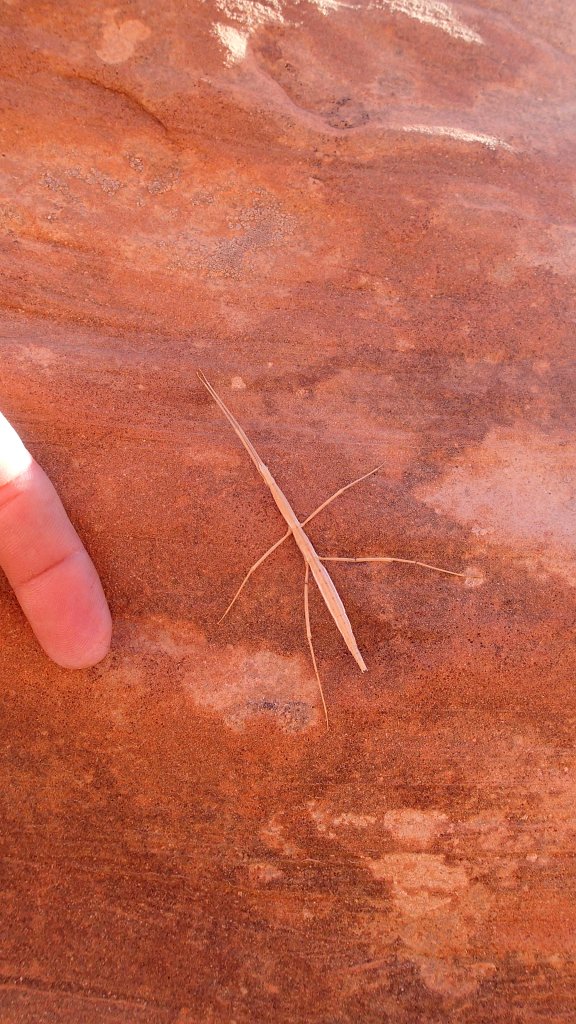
[0,411,112,668]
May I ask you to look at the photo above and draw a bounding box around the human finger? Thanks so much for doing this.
[0,411,112,668]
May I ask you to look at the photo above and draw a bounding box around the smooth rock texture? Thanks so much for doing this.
[1,1,575,1020]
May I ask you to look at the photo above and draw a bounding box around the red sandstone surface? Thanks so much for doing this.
[1,1,575,1021]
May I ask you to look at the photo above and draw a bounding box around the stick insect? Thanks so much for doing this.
[198,372,468,728]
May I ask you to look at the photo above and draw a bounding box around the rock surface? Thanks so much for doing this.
[1,1,575,1020]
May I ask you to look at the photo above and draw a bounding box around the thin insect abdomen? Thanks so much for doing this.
[260,464,368,672]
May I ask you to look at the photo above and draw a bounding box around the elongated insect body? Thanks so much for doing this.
[198,371,472,727]
[197,371,367,673]
[259,463,368,672]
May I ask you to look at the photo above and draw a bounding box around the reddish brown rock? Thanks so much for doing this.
[1,1,575,1020]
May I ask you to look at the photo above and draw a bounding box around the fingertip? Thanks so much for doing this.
[0,411,33,485]
[0,414,113,670]
[17,549,113,671]
[51,603,113,670]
